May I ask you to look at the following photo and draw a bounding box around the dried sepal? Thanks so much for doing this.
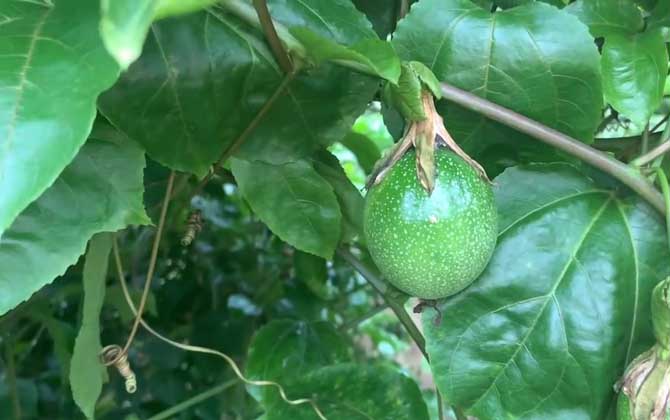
[366,124,415,190]
[413,93,437,193]
[616,345,670,420]
[369,91,490,192]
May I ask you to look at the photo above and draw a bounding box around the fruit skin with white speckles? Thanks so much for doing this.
[364,149,497,299]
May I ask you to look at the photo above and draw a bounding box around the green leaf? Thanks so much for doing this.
[649,1,670,28]
[294,251,332,300]
[70,233,113,419]
[246,320,351,382]
[392,0,603,167]
[601,29,669,126]
[264,363,430,420]
[231,158,341,259]
[352,0,399,38]
[383,62,426,121]
[424,164,670,419]
[565,0,644,37]
[246,319,351,400]
[339,132,381,174]
[0,0,120,236]
[312,150,365,243]
[0,136,150,315]
[99,2,379,176]
[154,0,218,20]
[100,0,158,69]
[291,27,400,83]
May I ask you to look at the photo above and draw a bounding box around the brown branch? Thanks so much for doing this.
[189,70,296,200]
[252,0,293,73]
[439,82,666,214]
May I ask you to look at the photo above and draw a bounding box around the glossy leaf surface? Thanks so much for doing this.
[566,0,644,37]
[393,0,603,167]
[264,364,430,420]
[231,158,341,259]
[99,1,379,176]
[424,164,670,419]
[0,137,150,315]
[0,0,119,236]
[601,29,668,125]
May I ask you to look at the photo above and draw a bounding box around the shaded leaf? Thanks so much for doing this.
[294,251,332,300]
[70,233,113,419]
[352,0,400,38]
[393,0,603,169]
[99,2,379,176]
[291,28,400,82]
[231,158,341,259]
[0,379,38,418]
[264,363,430,420]
[100,0,157,69]
[246,320,351,381]
[565,0,644,37]
[339,132,381,174]
[312,150,365,243]
[424,164,670,419]
[649,1,670,28]
[0,0,120,236]
[0,137,150,315]
[246,320,351,400]
[602,29,668,125]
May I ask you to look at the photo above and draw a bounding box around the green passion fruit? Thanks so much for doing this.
[363,149,497,299]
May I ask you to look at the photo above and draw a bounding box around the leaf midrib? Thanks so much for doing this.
[467,195,614,413]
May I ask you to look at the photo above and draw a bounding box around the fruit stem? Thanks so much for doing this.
[439,82,666,215]
[337,248,428,358]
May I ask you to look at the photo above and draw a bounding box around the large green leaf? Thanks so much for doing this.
[99,1,379,176]
[392,0,603,169]
[231,158,341,259]
[565,0,644,37]
[70,233,113,419]
[100,0,158,69]
[424,164,670,419]
[0,136,150,316]
[264,364,430,420]
[291,28,400,83]
[0,0,120,236]
[601,29,668,126]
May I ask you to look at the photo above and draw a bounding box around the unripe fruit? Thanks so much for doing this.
[364,149,497,299]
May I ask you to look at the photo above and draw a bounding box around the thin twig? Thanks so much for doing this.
[339,305,387,331]
[147,379,238,420]
[337,248,427,358]
[3,333,21,420]
[439,82,666,214]
[454,406,468,420]
[111,239,327,419]
[632,122,670,168]
[642,123,651,155]
[189,70,297,200]
[252,0,292,73]
[398,0,409,19]
[121,170,175,355]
